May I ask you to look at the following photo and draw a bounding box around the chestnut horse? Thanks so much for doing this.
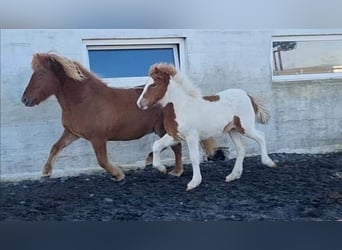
[21,53,219,182]
[137,63,276,190]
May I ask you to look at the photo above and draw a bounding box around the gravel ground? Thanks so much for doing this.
[1,152,341,221]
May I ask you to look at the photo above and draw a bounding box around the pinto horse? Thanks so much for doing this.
[21,53,219,182]
[137,63,276,190]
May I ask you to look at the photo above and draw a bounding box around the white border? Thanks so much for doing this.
[82,38,186,87]
[271,34,342,82]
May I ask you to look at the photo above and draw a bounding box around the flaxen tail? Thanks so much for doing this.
[248,95,270,124]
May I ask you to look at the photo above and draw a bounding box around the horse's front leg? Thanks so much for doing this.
[152,134,179,173]
[90,138,125,183]
[42,129,79,178]
[185,134,202,191]
[169,143,183,177]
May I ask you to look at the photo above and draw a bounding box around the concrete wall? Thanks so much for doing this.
[1,29,341,181]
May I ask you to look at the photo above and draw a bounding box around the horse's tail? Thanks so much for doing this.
[248,95,270,124]
[201,138,226,161]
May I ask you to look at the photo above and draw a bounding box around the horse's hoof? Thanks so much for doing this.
[154,165,167,174]
[186,185,197,191]
[145,163,153,168]
[225,174,240,183]
[168,169,183,177]
[40,175,51,182]
[186,179,201,191]
[116,177,126,186]
[207,149,226,161]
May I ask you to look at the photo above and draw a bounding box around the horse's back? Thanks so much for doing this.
[217,88,248,99]
[216,88,255,125]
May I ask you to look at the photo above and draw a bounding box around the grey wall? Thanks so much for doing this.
[1,29,341,181]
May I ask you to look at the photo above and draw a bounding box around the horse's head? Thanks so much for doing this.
[137,63,177,110]
[21,53,60,106]
[22,52,85,107]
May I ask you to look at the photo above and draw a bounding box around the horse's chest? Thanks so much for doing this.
[61,113,88,138]
[163,103,181,139]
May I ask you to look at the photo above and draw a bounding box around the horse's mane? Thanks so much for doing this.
[149,63,202,98]
[31,52,105,84]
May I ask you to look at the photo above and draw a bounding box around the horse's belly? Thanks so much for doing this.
[178,117,227,140]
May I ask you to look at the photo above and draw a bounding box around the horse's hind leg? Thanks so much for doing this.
[244,128,276,167]
[226,130,246,182]
[90,139,125,182]
[42,129,79,177]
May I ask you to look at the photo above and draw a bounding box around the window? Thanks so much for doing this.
[271,35,342,82]
[82,38,185,87]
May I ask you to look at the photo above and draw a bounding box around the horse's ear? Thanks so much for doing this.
[149,64,159,77]
[32,53,45,70]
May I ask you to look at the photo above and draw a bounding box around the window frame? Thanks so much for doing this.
[82,37,186,87]
[271,34,342,82]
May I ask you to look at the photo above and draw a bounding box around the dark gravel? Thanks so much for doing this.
[1,152,341,221]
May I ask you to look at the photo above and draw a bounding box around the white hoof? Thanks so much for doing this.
[186,179,202,191]
[263,158,277,168]
[154,165,167,174]
[225,174,240,183]
[269,161,277,167]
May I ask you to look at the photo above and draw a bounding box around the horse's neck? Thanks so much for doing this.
[55,79,88,111]
[161,82,201,109]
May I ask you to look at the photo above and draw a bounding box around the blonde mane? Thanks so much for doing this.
[32,52,85,81]
[172,73,202,98]
[149,63,177,77]
[149,63,202,98]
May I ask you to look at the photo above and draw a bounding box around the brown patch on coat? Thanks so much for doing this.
[163,103,182,140]
[223,115,245,134]
[203,95,220,102]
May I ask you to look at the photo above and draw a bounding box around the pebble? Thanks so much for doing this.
[89,194,95,198]
[104,198,113,203]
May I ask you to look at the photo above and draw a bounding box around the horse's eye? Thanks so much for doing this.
[150,83,157,88]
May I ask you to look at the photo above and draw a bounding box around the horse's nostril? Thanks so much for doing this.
[21,96,28,104]
[21,96,35,106]
[138,98,148,110]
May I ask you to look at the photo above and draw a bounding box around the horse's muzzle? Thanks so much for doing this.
[137,98,148,110]
[21,96,37,107]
